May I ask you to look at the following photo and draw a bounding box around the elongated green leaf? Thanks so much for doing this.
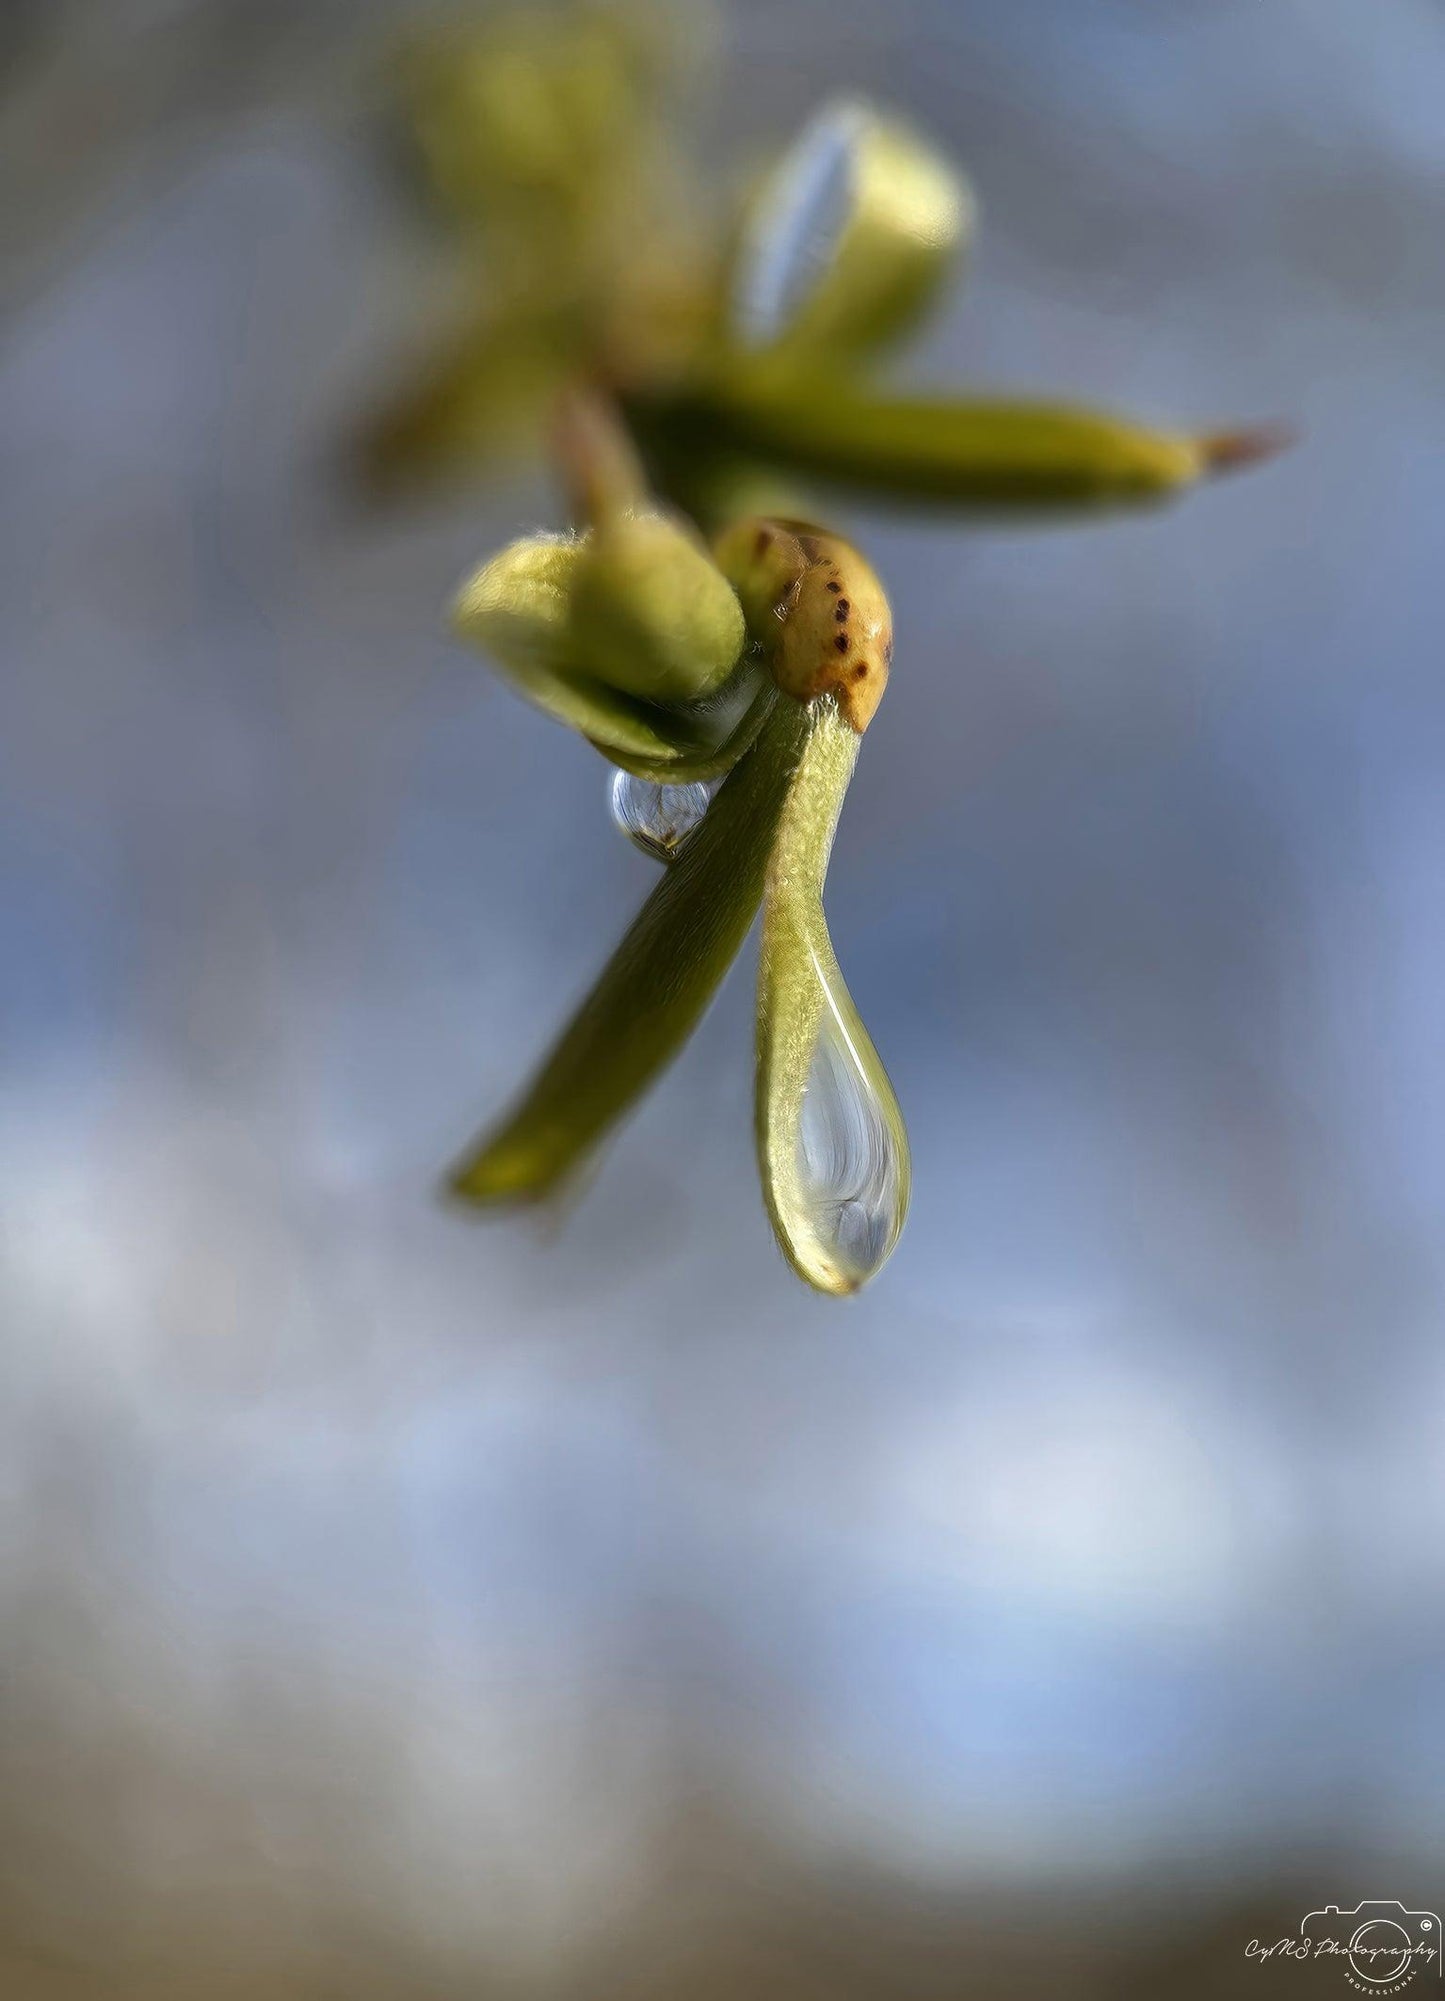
[447,697,817,1206]
[756,698,909,1294]
[731,99,971,362]
[638,368,1272,512]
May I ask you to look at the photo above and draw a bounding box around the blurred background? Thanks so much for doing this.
[3,0,1445,1993]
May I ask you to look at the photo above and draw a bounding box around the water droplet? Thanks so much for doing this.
[796,991,907,1288]
[733,101,867,348]
[608,768,712,860]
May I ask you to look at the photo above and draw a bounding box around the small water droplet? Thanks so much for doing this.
[608,768,712,860]
[797,996,906,1287]
[734,101,867,348]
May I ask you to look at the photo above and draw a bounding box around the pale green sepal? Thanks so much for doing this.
[594,660,777,783]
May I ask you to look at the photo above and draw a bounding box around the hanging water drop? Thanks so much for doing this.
[608,767,712,860]
[795,988,907,1290]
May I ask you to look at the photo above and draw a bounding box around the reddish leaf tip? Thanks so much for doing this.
[1199,421,1299,478]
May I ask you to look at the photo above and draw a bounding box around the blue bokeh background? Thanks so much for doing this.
[3,0,1444,1990]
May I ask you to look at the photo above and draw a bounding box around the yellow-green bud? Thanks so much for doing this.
[734,99,970,362]
[452,534,693,765]
[453,530,765,771]
[567,509,747,705]
[454,532,580,673]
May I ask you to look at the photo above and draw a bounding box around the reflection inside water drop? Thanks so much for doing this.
[796,994,906,1287]
[608,768,712,860]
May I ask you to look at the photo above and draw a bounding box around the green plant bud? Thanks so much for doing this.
[733,99,971,362]
[453,534,699,765]
[397,8,648,223]
[648,367,1283,513]
[453,531,579,667]
[567,508,747,704]
[447,697,818,1207]
[714,517,892,732]
[755,697,909,1295]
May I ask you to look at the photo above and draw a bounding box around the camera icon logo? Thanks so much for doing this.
[1301,1902,1442,1991]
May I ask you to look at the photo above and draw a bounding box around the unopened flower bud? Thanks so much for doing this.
[568,509,746,704]
[733,98,971,361]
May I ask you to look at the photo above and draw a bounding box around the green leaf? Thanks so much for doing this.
[731,99,971,363]
[641,367,1250,512]
[755,698,909,1294]
[447,696,817,1206]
